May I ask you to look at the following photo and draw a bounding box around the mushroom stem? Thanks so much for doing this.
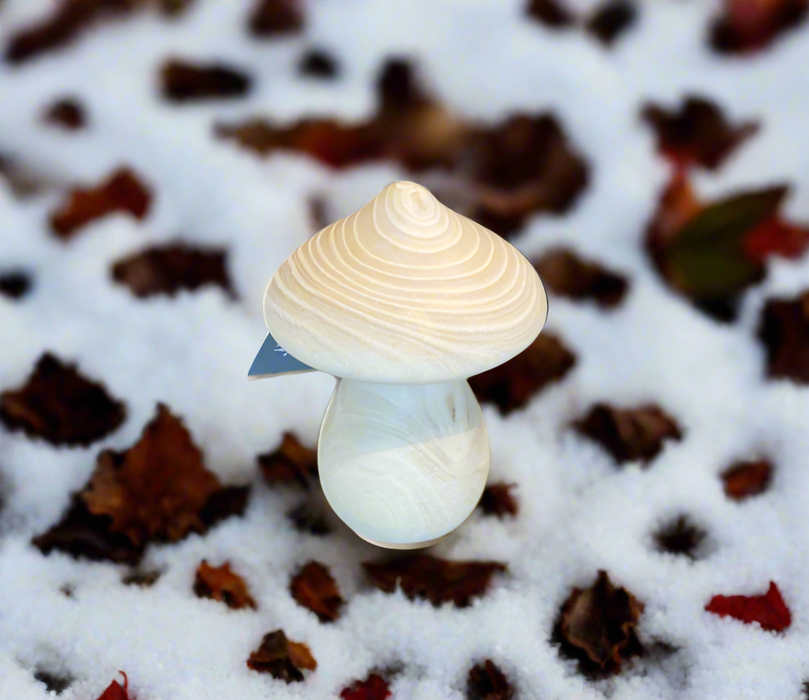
[317,377,489,549]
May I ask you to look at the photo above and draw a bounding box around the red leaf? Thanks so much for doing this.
[721,459,773,500]
[706,582,791,632]
[340,673,391,700]
[96,672,129,700]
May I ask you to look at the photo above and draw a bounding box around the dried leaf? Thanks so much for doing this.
[710,0,808,55]
[705,581,791,632]
[574,403,682,466]
[721,459,773,500]
[287,502,331,535]
[467,659,514,700]
[248,0,304,36]
[289,561,344,622]
[50,168,151,240]
[532,248,628,308]
[758,291,809,383]
[122,569,161,587]
[258,432,318,489]
[0,353,125,446]
[340,673,391,700]
[96,672,130,700]
[247,630,316,683]
[0,270,32,299]
[81,403,221,547]
[585,1,637,45]
[194,559,257,610]
[299,49,339,79]
[556,570,645,675]
[110,243,234,298]
[33,669,72,694]
[526,0,576,27]
[653,515,707,559]
[641,96,759,170]
[160,59,252,102]
[43,97,87,130]
[362,554,506,608]
[478,483,518,519]
[469,334,575,416]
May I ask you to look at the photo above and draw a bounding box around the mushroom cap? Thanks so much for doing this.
[263,181,548,384]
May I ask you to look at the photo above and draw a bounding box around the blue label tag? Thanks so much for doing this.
[248,331,316,379]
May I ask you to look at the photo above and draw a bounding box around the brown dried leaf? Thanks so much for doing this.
[574,403,682,466]
[585,1,637,45]
[194,559,257,610]
[258,432,318,489]
[298,49,339,79]
[533,248,628,308]
[0,353,125,446]
[50,167,151,240]
[710,0,808,55]
[0,270,32,299]
[248,0,304,36]
[478,483,518,519]
[289,561,344,622]
[526,0,576,27]
[287,502,331,535]
[758,291,809,383]
[160,59,252,102]
[469,334,575,416]
[110,243,234,298]
[721,459,773,500]
[247,630,316,683]
[81,404,221,547]
[653,515,707,559]
[362,554,506,608]
[34,669,73,694]
[122,569,162,587]
[641,96,759,171]
[467,659,514,700]
[556,570,645,675]
[43,97,87,130]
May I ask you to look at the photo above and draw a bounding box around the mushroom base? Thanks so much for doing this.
[317,377,489,549]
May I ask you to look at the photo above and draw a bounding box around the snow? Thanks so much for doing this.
[1,0,809,698]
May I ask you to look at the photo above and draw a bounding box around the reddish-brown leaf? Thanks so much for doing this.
[0,353,125,446]
[706,581,791,632]
[43,97,87,130]
[363,554,506,608]
[248,0,304,36]
[258,432,318,489]
[469,334,575,416]
[574,403,682,466]
[247,630,316,683]
[0,270,33,300]
[556,570,645,675]
[194,560,257,610]
[533,248,628,308]
[585,1,637,45]
[721,459,773,500]
[758,291,809,383]
[96,672,130,700]
[50,168,151,239]
[289,561,344,622]
[478,483,519,519]
[340,673,391,700]
[81,403,221,547]
[653,515,707,559]
[160,59,251,102]
[467,659,514,700]
[641,96,759,171]
[111,243,234,298]
[710,0,808,55]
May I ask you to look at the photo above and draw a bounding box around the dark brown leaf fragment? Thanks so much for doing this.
[533,248,628,308]
[467,659,514,700]
[526,0,576,27]
[363,554,506,608]
[0,353,125,446]
[574,403,682,466]
[258,432,318,489]
[710,0,808,55]
[641,96,759,171]
[299,49,338,79]
[289,561,344,622]
[478,483,518,519]
[0,270,32,299]
[758,292,809,383]
[248,0,304,36]
[199,485,251,527]
[555,570,644,676]
[469,334,575,416]
[122,569,162,587]
[721,459,773,500]
[585,1,636,45]
[194,559,257,610]
[43,97,87,130]
[287,502,330,535]
[160,59,251,102]
[50,168,151,240]
[34,669,73,695]
[111,243,234,299]
[247,630,316,683]
[653,515,707,560]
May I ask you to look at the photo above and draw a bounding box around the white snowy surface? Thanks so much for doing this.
[1,1,809,699]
